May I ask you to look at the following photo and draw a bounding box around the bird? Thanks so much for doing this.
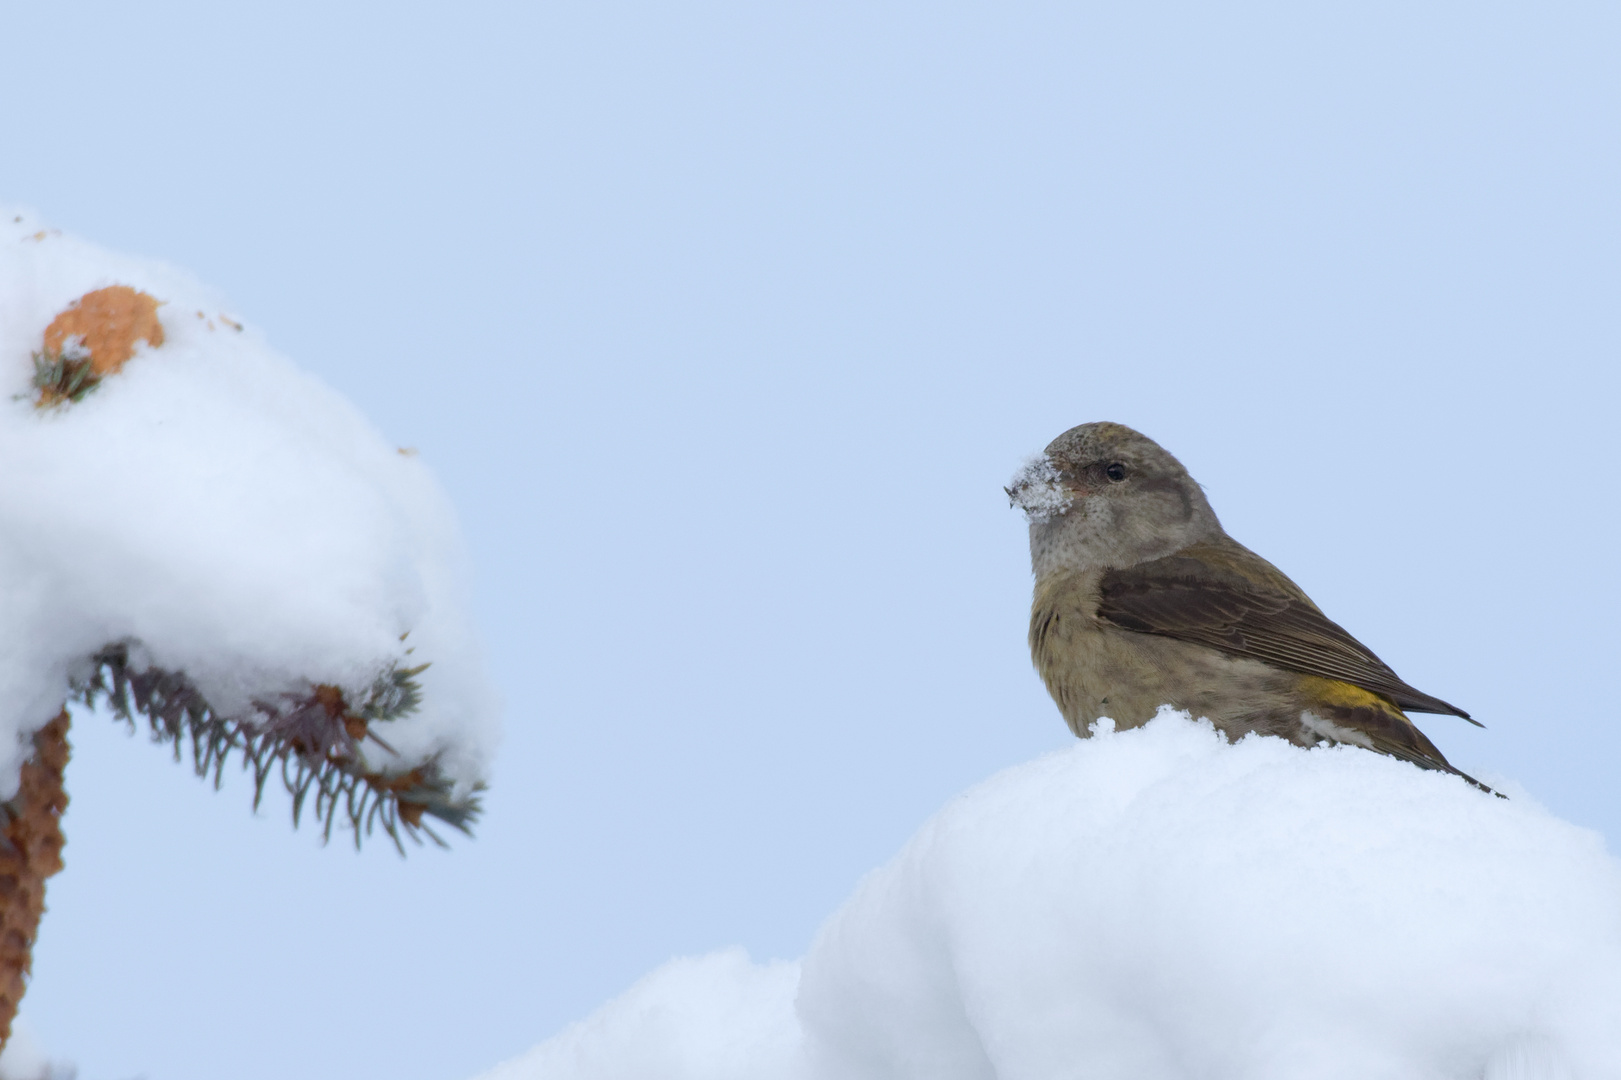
[1006,421,1492,791]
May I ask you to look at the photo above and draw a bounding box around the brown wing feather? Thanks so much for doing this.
[1097,539,1476,723]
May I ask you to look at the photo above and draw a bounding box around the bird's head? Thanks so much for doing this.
[1007,422,1221,576]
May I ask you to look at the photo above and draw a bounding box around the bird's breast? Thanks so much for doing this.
[1029,571,1133,736]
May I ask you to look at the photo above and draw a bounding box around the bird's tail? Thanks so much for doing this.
[1305,690,1505,799]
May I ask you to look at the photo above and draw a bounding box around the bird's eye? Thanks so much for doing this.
[1104,462,1128,482]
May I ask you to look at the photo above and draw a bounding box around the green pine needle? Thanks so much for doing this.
[30,345,102,406]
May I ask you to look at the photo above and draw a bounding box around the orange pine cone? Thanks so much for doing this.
[44,285,164,376]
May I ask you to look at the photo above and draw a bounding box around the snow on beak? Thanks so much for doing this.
[1005,455,1073,523]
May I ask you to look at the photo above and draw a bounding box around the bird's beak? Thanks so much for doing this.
[1006,456,1073,523]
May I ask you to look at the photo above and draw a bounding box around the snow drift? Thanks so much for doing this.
[0,207,496,833]
[478,713,1621,1080]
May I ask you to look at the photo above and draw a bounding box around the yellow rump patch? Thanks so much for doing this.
[1296,676,1404,716]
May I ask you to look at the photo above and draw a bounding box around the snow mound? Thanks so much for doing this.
[0,207,495,827]
[0,1020,72,1080]
[489,713,1621,1080]
[473,950,800,1080]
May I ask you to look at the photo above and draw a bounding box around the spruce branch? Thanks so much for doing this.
[72,643,482,854]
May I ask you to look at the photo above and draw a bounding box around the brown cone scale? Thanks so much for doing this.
[0,710,71,1050]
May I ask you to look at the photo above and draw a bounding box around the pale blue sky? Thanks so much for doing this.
[4,3,1619,1078]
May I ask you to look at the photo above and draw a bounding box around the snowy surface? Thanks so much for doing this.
[474,950,801,1080]
[480,713,1621,1080]
[0,1021,71,1080]
[0,207,496,804]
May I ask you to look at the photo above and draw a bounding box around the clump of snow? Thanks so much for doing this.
[485,713,1621,1080]
[0,1020,72,1080]
[0,207,495,811]
[1005,454,1070,523]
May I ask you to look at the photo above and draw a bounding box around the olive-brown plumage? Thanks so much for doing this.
[1009,422,1488,789]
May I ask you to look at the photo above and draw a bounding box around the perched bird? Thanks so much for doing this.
[1007,421,1490,790]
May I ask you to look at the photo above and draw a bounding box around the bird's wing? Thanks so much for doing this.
[1096,538,1476,722]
